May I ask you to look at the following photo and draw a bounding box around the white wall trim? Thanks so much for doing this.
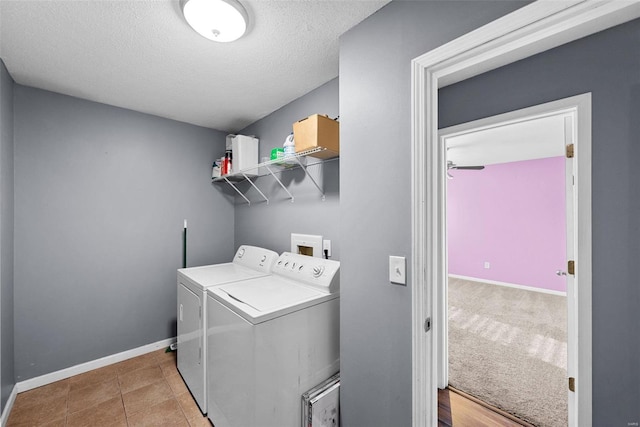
[0,385,18,427]
[15,337,175,393]
[410,1,632,426]
[448,274,567,297]
[1,338,175,425]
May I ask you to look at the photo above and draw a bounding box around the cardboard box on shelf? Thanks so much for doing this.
[292,114,339,159]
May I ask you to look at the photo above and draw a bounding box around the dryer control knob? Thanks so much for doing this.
[312,266,325,278]
[237,248,245,258]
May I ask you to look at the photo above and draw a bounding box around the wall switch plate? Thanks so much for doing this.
[389,256,406,285]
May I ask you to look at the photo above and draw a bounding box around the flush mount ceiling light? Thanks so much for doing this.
[181,0,248,43]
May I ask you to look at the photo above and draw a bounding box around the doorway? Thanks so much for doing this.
[406,3,623,425]
[439,107,577,426]
[411,89,591,427]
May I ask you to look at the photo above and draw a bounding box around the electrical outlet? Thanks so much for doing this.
[484,262,490,269]
[323,239,332,257]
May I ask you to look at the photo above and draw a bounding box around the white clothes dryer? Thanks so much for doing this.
[206,252,340,427]
[177,245,278,414]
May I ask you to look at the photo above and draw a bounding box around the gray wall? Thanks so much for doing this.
[233,79,340,258]
[0,60,15,410]
[439,19,640,425]
[339,1,529,426]
[13,86,234,381]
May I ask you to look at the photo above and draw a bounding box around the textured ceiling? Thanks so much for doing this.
[0,0,389,132]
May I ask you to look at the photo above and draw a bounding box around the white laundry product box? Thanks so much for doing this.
[231,135,259,173]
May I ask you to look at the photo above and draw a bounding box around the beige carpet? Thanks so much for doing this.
[448,277,568,427]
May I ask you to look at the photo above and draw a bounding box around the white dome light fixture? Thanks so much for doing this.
[181,0,248,43]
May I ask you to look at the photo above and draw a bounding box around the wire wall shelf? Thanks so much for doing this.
[212,147,338,205]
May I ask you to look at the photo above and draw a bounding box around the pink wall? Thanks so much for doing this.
[447,156,567,292]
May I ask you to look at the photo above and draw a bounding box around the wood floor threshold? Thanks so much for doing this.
[448,386,536,427]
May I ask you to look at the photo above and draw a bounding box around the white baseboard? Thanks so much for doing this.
[15,337,176,394]
[0,385,18,427]
[448,274,566,296]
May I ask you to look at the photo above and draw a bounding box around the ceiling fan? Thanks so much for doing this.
[447,161,485,179]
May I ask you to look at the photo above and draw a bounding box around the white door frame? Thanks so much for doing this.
[411,1,640,426]
[436,95,589,424]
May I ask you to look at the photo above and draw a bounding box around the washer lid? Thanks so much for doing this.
[178,263,268,289]
[219,278,321,313]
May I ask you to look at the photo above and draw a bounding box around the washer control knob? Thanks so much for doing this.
[284,262,289,267]
[299,265,304,271]
[237,248,245,258]
[312,265,325,278]
[261,255,266,262]
[292,262,296,269]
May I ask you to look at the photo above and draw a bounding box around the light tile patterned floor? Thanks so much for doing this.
[7,349,211,426]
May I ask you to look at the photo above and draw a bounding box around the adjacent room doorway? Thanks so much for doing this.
[438,104,581,426]
[406,4,627,425]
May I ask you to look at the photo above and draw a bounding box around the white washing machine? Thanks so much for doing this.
[206,252,340,427]
[177,245,278,414]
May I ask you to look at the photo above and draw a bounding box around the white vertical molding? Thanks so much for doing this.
[575,93,593,427]
[426,68,442,423]
[410,54,429,427]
